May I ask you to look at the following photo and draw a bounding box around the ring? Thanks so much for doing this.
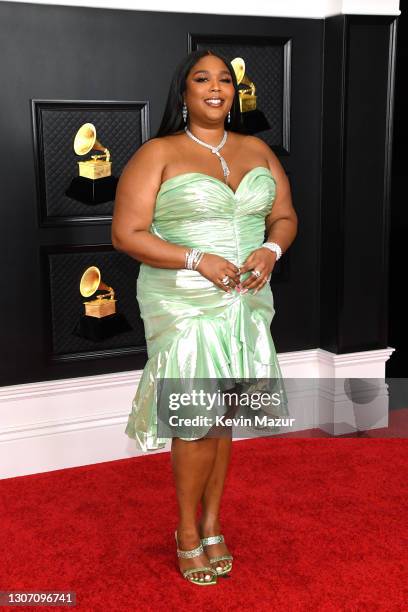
[251,269,261,278]
[221,275,230,285]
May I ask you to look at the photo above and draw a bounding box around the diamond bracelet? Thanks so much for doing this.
[185,248,204,270]
[261,241,282,260]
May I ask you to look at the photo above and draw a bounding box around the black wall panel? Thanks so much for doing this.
[320,15,397,354]
[0,2,397,385]
[388,8,407,377]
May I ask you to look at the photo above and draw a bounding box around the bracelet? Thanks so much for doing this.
[193,251,204,270]
[185,248,204,270]
[261,241,282,261]
[185,248,197,269]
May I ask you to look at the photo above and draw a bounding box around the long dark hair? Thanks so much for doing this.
[153,49,245,138]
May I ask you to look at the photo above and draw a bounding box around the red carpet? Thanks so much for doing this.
[1,438,407,611]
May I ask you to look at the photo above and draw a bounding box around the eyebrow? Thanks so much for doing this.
[192,69,231,76]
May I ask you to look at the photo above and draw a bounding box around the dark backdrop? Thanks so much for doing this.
[388,7,407,377]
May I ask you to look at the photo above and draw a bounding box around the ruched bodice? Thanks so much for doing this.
[125,166,289,452]
[150,166,276,266]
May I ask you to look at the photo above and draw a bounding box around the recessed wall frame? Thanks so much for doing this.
[31,100,150,227]
[188,33,292,155]
[40,243,147,364]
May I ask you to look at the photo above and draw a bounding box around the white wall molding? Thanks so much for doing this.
[0,346,395,480]
[4,0,401,18]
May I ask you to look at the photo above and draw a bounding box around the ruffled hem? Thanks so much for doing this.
[125,298,288,452]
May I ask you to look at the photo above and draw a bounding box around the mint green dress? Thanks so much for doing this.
[125,166,288,451]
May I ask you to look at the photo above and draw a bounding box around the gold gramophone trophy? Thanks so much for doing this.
[73,266,131,341]
[230,57,270,134]
[80,265,116,318]
[75,123,112,180]
[65,123,118,205]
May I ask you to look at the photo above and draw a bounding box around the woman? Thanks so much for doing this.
[112,49,297,586]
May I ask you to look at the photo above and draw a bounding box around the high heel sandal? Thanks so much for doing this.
[200,534,233,576]
[174,530,218,586]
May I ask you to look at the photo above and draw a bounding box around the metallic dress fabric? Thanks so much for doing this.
[125,166,288,451]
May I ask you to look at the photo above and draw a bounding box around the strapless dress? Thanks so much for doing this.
[125,166,289,451]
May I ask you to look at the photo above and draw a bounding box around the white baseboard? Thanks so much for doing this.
[0,346,395,480]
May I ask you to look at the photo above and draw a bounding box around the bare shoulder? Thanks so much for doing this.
[123,137,167,172]
[116,137,170,197]
[125,133,184,170]
[113,137,168,231]
[242,135,285,179]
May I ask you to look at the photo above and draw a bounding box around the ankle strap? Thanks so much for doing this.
[176,542,204,559]
[201,534,224,546]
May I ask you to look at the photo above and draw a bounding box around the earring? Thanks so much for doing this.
[182,102,188,123]
[227,110,231,123]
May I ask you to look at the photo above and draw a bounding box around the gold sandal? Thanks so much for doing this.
[201,534,233,576]
[175,530,218,586]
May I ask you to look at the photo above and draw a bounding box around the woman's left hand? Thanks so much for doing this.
[238,248,277,294]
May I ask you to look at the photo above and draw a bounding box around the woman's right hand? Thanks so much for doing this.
[195,253,241,293]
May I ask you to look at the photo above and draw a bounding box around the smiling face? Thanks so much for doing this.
[183,54,236,125]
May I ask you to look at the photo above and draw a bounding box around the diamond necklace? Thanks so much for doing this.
[184,126,230,182]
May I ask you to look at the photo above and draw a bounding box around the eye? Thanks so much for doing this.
[194,77,232,83]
